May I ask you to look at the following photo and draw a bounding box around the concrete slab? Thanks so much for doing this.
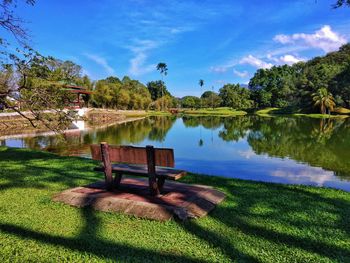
[53,178,226,221]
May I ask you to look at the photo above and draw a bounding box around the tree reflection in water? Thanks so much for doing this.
[3,115,350,182]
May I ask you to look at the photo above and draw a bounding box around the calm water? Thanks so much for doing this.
[1,115,350,191]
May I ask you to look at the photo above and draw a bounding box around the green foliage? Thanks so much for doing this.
[312,88,336,114]
[150,95,174,111]
[249,64,300,108]
[181,96,200,108]
[0,49,84,131]
[91,76,152,110]
[156,62,168,77]
[146,80,170,101]
[200,91,222,109]
[218,84,253,110]
[248,44,350,111]
[1,147,350,262]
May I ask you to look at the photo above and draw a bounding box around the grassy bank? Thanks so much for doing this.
[256,107,350,118]
[181,107,247,116]
[1,147,349,262]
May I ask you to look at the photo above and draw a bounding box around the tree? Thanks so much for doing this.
[146,80,170,101]
[156,62,168,110]
[0,0,35,45]
[151,95,173,111]
[181,96,200,108]
[199,79,204,108]
[312,88,336,114]
[0,49,79,132]
[201,90,221,109]
[219,84,253,110]
[92,75,152,110]
[0,1,83,132]
[249,65,299,108]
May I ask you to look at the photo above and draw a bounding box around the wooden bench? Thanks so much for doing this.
[90,142,187,196]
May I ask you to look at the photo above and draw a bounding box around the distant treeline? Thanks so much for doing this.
[1,44,349,113]
[89,43,350,113]
[183,44,350,113]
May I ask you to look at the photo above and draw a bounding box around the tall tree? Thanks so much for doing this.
[199,79,204,108]
[147,80,170,101]
[156,62,168,111]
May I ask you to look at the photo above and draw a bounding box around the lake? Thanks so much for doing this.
[1,115,350,191]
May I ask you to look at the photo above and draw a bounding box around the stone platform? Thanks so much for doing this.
[53,178,225,221]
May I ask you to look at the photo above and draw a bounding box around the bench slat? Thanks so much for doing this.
[94,163,186,181]
[90,144,175,167]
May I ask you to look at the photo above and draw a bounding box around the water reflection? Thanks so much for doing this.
[1,115,350,191]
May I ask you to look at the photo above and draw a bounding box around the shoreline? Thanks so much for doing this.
[0,116,145,140]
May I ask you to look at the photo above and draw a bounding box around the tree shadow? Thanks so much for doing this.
[179,175,350,261]
[1,147,350,262]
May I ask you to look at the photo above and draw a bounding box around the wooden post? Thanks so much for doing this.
[100,142,114,190]
[157,177,165,192]
[114,172,123,188]
[146,145,160,196]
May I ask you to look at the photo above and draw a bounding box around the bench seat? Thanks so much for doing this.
[94,163,186,181]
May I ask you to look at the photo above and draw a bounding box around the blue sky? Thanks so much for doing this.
[5,0,350,97]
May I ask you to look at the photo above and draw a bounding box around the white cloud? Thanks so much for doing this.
[210,66,228,73]
[239,55,273,69]
[279,54,305,64]
[84,54,115,75]
[233,69,249,78]
[274,25,347,53]
[273,34,291,44]
[238,149,256,159]
[215,79,226,85]
[267,54,305,65]
[270,167,335,186]
[129,53,156,76]
[169,26,194,34]
[126,39,159,76]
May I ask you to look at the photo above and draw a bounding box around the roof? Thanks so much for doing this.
[64,85,93,94]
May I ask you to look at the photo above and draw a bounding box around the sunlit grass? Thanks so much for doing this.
[181,107,247,116]
[0,147,350,262]
[256,107,350,118]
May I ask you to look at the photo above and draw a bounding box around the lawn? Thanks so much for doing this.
[0,147,350,262]
[256,107,350,118]
[181,107,247,116]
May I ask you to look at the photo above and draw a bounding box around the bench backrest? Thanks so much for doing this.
[90,143,175,168]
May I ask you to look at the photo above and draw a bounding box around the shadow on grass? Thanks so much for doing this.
[1,147,350,262]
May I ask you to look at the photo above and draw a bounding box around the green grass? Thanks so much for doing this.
[256,107,350,119]
[292,113,349,119]
[1,147,350,262]
[182,107,247,116]
[146,110,173,116]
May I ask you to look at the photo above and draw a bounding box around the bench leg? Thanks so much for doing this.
[149,175,160,196]
[114,172,123,188]
[104,172,114,191]
[157,177,165,192]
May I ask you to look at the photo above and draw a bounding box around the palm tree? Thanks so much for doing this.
[312,88,336,114]
[156,63,168,111]
[199,79,204,108]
